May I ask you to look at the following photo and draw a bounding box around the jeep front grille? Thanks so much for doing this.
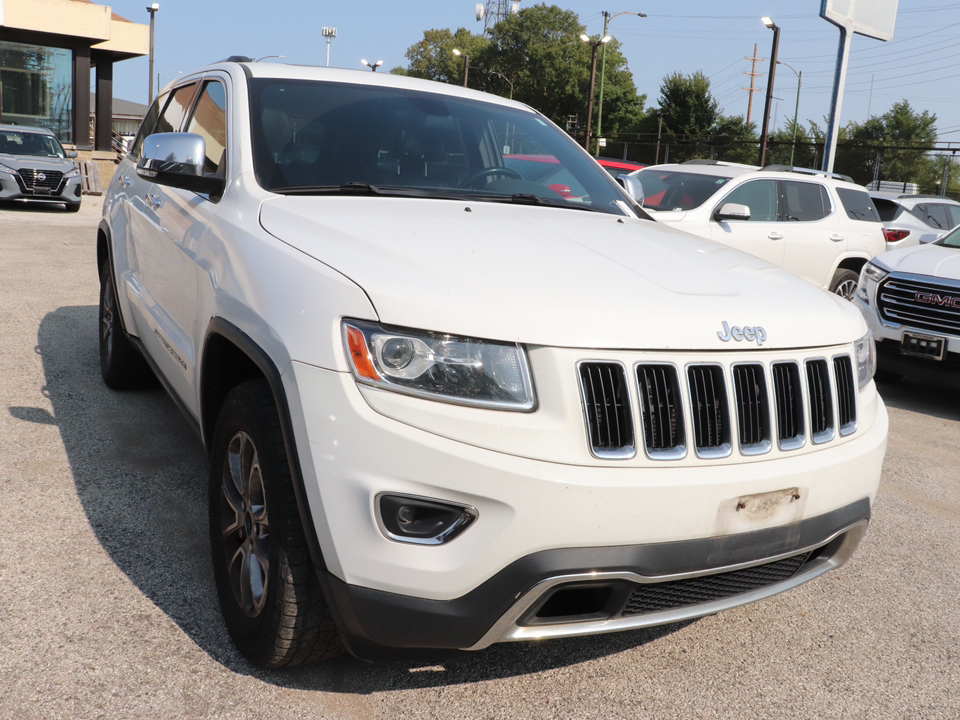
[579,362,635,458]
[877,275,960,336]
[579,353,857,460]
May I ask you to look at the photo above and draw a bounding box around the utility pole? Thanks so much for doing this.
[146,4,159,105]
[742,44,763,126]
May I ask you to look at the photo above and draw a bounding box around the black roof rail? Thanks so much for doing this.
[760,164,854,183]
[894,193,955,201]
[682,159,722,165]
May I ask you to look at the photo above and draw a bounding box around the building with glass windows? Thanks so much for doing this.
[0,0,148,151]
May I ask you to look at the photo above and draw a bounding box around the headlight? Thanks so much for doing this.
[856,262,888,303]
[855,330,876,389]
[0,163,17,175]
[63,165,81,179]
[343,320,536,411]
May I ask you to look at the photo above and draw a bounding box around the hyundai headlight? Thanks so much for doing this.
[855,330,876,389]
[856,262,887,304]
[343,320,535,411]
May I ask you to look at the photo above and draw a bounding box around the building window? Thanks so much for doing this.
[0,40,74,143]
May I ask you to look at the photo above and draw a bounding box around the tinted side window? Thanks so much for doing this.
[129,92,167,162]
[720,179,777,222]
[915,203,951,230]
[871,197,902,222]
[185,80,227,176]
[155,83,199,135]
[836,188,881,222]
[781,180,829,222]
[946,206,960,228]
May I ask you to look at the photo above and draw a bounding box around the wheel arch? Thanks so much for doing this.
[836,255,869,275]
[201,318,331,578]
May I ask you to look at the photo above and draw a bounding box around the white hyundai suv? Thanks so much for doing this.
[629,162,886,300]
[97,59,887,665]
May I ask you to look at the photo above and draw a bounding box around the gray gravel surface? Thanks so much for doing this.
[1,198,958,719]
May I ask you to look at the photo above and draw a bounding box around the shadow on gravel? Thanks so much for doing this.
[874,375,960,422]
[29,304,688,693]
[0,200,74,214]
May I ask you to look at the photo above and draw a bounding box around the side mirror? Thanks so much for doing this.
[66,150,79,159]
[616,173,644,206]
[715,202,751,222]
[138,132,224,195]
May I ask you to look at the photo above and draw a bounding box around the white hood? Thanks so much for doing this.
[260,196,865,350]
[876,242,960,279]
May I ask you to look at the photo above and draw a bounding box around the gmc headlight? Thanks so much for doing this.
[857,262,887,303]
[63,165,81,179]
[0,163,17,175]
[343,320,535,411]
[855,330,876,389]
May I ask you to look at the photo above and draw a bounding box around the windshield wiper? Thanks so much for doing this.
[272,182,383,195]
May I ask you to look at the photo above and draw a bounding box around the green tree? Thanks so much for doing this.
[835,100,937,185]
[631,71,721,162]
[403,27,488,86]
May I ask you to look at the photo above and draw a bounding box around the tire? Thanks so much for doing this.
[209,380,342,667]
[98,262,154,389]
[829,268,860,301]
[65,202,81,213]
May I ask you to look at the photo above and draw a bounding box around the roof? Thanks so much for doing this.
[89,94,148,118]
[68,0,131,23]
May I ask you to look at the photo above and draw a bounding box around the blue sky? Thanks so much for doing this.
[104,1,960,142]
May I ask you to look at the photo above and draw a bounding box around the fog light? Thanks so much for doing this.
[376,493,477,545]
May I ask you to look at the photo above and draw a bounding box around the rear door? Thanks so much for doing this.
[776,179,844,288]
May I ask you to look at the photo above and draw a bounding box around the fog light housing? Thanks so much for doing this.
[376,493,478,545]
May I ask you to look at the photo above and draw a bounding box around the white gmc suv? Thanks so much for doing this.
[97,59,888,666]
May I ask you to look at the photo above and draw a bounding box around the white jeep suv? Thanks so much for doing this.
[97,59,888,665]
[629,162,886,300]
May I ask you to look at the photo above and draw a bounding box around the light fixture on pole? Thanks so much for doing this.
[322,26,337,67]
[580,34,611,152]
[452,48,470,87]
[156,69,182,94]
[596,11,646,154]
[777,60,802,167]
[361,59,384,72]
[146,4,159,105]
[758,16,780,167]
[486,69,514,99]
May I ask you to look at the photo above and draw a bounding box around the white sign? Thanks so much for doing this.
[821,0,898,41]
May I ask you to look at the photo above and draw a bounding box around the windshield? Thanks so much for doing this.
[938,225,960,248]
[0,130,66,158]
[634,169,732,211]
[248,79,631,215]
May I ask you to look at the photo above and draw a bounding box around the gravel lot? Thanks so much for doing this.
[1,197,958,719]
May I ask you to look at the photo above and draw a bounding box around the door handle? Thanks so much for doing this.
[767,232,784,240]
[120,175,133,188]
[146,192,163,209]
[830,234,845,242]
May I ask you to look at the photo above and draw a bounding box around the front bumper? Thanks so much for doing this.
[282,358,887,656]
[0,170,82,206]
[325,499,869,658]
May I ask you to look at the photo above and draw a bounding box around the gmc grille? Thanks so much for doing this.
[877,275,960,337]
[579,355,857,460]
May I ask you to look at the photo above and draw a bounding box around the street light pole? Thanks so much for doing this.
[580,34,611,152]
[361,59,384,71]
[777,60,802,167]
[452,49,470,87]
[596,11,645,155]
[146,4,159,105]
[322,27,337,67]
[758,16,780,167]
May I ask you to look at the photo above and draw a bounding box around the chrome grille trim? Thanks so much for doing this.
[732,363,772,455]
[772,362,805,451]
[833,355,857,436]
[877,274,960,336]
[686,364,732,459]
[577,361,636,459]
[635,363,686,460]
[17,168,65,191]
[805,359,835,444]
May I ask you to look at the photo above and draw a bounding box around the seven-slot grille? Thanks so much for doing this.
[17,168,65,192]
[877,275,960,336]
[579,355,857,460]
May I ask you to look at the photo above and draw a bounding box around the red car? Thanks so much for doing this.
[504,154,646,198]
